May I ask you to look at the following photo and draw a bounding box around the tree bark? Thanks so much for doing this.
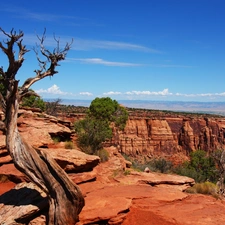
[1,28,84,224]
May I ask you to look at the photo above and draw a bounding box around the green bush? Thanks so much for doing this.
[75,118,112,153]
[150,158,173,173]
[174,150,218,183]
[21,95,46,111]
[52,136,61,144]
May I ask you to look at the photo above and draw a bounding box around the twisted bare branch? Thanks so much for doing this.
[21,30,73,93]
[0,28,29,80]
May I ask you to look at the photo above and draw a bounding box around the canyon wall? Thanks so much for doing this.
[112,112,225,162]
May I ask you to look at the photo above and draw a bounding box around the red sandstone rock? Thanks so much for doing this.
[69,170,97,184]
[0,164,28,183]
[0,182,47,224]
[123,194,225,225]
[0,181,15,195]
[115,115,225,163]
[40,148,100,172]
[17,109,72,147]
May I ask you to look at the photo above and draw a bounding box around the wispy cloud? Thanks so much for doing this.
[148,64,193,68]
[68,58,144,67]
[1,5,88,23]
[72,39,162,53]
[0,31,160,54]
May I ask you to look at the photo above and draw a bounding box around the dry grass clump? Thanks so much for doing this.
[95,149,109,162]
[64,141,74,149]
[186,181,219,198]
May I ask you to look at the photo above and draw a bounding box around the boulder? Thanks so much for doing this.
[40,148,100,173]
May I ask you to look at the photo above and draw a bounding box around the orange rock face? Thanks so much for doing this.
[113,114,225,163]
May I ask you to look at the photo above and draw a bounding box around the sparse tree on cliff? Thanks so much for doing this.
[0,28,84,225]
[75,97,128,154]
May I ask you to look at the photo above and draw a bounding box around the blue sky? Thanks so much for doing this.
[0,0,225,102]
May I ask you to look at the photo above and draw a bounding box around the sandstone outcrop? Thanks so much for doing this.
[0,149,100,183]
[113,113,225,162]
[40,148,100,173]
[0,182,47,224]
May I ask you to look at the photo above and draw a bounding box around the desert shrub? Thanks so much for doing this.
[150,158,173,173]
[21,95,46,111]
[186,181,218,198]
[95,149,109,162]
[174,150,218,183]
[124,169,131,176]
[173,164,206,182]
[52,136,61,144]
[75,118,112,154]
[64,141,74,149]
[122,154,173,174]
[45,98,61,116]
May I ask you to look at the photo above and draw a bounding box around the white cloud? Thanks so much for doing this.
[103,91,122,95]
[79,92,93,96]
[35,84,70,95]
[125,89,172,96]
[69,58,143,67]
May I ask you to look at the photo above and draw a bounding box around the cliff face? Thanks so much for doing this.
[113,113,225,162]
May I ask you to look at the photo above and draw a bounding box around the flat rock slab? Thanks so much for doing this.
[78,184,188,225]
[123,194,225,225]
[0,182,48,225]
[116,171,195,187]
[69,170,97,184]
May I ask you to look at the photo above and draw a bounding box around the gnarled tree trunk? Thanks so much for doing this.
[0,28,84,224]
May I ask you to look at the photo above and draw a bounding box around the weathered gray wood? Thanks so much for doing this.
[0,28,84,225]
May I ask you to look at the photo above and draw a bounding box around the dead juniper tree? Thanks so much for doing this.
[0,28,84,225]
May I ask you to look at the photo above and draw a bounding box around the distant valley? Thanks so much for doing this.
[46,99,225,116]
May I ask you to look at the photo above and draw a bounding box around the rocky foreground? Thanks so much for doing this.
[1,110,225,224]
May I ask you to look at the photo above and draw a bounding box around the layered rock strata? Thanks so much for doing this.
[113,114,225,161]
